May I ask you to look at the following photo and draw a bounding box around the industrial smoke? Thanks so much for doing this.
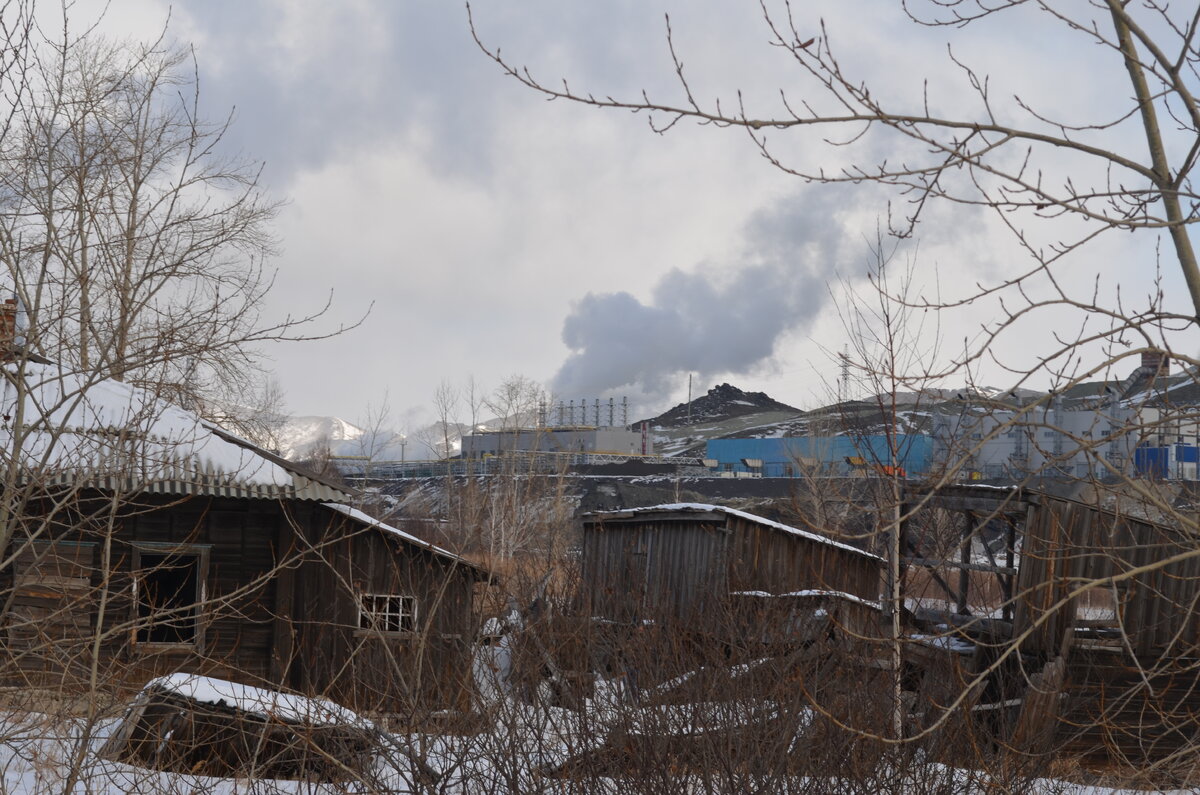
[552,188,857,407]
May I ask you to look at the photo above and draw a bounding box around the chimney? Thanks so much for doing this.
[0,298,17,360]
[1141,349,1169,377]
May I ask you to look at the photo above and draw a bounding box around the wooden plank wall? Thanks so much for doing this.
[4,538,98,688]
[1014,495,1200,659]
[582,512,882,629]
[117,496,282,686]
[726,515,880,602]
[291,512,481,716]
[581,516,730,622]
[1,495,484,717]
[3,496,300,695]
[1054,647,1200,767]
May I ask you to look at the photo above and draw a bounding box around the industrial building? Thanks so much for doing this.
[930,400,1145,481]
[704,435,934,478]
[461,425,649,459]
[931,352,1200,481]
[459,394,653,460]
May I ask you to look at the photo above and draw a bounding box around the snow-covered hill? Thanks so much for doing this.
[272,415,366,460]
[272,415,464,463]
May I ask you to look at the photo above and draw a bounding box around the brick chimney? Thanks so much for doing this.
[0,298,16,360]
[1141,349,1169,377]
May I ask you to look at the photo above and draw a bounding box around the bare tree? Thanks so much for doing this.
[0,25,345,427]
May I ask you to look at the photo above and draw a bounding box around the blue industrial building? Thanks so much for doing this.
[705,435,934,478]
[1134,444,1200,480]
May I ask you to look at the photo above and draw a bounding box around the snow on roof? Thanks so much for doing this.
[0,361,341,498]
[322,503,484,572]
[731,588,882,609]
[147,673,370,728]
[588,503,883,561]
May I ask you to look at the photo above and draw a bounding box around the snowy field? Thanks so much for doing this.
[0,702,1190,794]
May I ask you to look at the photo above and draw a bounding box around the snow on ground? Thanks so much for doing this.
[0,710,397,794]
[0,698,1188,793]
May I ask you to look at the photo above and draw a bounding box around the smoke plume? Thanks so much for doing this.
[552,188,857,407]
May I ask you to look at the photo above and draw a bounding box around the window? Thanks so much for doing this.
[133,545,208,647]
[358,594,417,634]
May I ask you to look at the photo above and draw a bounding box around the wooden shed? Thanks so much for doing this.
[581,503,883,624]
[98,673,381,780]
[0,360,489,718]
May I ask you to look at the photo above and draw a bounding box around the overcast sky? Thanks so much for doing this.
[79,1,1190,430]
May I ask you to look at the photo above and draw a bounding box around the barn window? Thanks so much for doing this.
[132,545,209,648]
[358,594,417,634]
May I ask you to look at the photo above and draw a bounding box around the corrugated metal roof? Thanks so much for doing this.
[33,470,351,502]
[1,361,357,503]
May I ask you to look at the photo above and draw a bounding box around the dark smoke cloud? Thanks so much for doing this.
[552,187,860,407]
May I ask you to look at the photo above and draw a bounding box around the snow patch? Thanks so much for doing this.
[149,673,370,728]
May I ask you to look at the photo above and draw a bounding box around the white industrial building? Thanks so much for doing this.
[461,425,649,459]
[932,352,1200,481]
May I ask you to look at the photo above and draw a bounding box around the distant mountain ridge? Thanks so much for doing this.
[273,415,365,460]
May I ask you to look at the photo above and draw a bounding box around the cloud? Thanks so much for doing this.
[552,187,860,405]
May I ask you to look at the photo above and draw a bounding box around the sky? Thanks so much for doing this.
[68,1,1196,432]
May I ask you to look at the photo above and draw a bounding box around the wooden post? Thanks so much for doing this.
[958,512,971,615]
[1004,518,1017,623]
[269,516,296,687]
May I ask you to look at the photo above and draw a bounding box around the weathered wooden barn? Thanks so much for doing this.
[0,360,488,717]
[580,503,883,624]
[578,491,1200,769]
[902,484,1200,767]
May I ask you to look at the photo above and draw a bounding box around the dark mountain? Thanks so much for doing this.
[645,383,801,429]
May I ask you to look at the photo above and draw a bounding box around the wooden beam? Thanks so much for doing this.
[903,538,971,615]
[912,496,1028,515]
